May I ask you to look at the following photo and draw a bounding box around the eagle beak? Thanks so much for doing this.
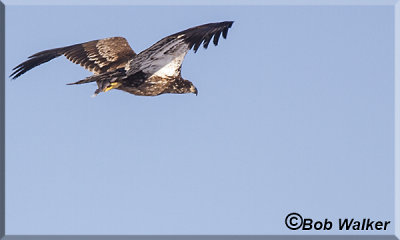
[191,86,198,96]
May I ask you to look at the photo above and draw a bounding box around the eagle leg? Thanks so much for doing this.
[103,82,122,92]
[92,81,122,97]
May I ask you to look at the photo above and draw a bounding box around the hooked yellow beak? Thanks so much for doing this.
[190,85,198,96]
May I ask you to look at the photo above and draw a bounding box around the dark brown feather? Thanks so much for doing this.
[10,37,136,79]
[213,31,221,46]
[174,21,233,53]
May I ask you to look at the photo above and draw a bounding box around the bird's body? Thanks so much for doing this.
[10,21,234,97]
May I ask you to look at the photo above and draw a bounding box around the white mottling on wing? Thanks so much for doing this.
[140,39,188,78]
[97,39,119,62]
[151,51,186,78]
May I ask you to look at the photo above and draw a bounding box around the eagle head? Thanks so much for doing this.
[184,80,198,96]
[166,78,198,95]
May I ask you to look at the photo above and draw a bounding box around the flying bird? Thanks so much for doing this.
[10,21,234,97]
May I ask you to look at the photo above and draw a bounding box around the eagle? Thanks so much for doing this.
[10,21,234,97]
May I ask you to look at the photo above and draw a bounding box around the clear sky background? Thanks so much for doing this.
[5,5,395,235]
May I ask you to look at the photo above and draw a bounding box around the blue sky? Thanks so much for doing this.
[5,5,395,234]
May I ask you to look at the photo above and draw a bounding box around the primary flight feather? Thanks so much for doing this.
[10,21,234,96]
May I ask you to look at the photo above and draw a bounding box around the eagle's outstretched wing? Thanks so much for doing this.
[10,37,136,79]
[127,21,233,78]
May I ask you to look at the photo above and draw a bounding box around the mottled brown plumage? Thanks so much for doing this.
[10,21,234,97]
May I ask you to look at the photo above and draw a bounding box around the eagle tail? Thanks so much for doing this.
[66,75,98,85]
[67,68,126,97]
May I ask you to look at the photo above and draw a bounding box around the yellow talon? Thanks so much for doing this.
[103,82,122,92]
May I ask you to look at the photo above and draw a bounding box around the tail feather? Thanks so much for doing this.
[67,68,126,96]
[66,75,99,85]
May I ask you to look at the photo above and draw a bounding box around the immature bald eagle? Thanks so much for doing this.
[10,21,234,96]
